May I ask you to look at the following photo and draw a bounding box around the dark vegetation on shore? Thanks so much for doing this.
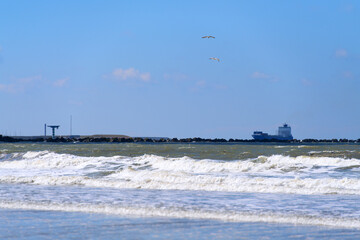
[0,135,359,143]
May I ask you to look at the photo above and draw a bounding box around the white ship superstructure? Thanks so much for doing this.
[252,124,293,141]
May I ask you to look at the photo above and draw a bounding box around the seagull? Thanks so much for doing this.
[202,36,215,39]
[209,57,220,62]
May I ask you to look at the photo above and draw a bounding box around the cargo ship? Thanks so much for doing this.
[252,123,293,141]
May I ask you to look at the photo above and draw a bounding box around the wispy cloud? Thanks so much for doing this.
[301,78,312,86]
[0,75,42,93]
[214,84,228,90]
[189,80,206,92]
[251,71,279,82]
[189,80,227,92]
[196,80,206,87]
[343,71,354,79]
[0,84,17,93]
[342,4,354,13]
[107,67,151,82]
[68,100,83,106]
[122,30,135,38]
[53,77,69,87]
[251,72,270,79]
[335,49,347,58]
[0,47,3,64]
[18,75,42,83]
[163,73,188,82]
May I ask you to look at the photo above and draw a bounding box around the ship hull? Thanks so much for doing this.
[252,134,293,141]
[252,123,293,141]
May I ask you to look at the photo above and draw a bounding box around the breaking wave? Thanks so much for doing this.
[1,151,360,195]
[1,200,360,229]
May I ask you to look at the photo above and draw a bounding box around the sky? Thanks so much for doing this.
[0,0,359,139]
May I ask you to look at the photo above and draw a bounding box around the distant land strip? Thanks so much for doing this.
[0,135,359,143]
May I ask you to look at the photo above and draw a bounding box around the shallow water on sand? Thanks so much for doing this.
[1,209,360,240]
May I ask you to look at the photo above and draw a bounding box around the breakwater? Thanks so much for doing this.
[0,135,359,143]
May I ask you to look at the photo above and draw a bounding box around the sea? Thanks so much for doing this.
[0,142,360,239]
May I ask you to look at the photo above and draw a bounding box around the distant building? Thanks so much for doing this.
[252,123,293,141]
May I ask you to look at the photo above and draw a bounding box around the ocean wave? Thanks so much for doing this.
[0,174,359,195]
[1,151,360,172]
[0,151,125,170]
[1,200,359,229]
[1,151,360,195]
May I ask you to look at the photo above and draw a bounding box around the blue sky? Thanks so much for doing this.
[0,0,359,139]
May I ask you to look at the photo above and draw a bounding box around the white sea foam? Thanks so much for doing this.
[1,201,359,229]
[1,151,360,195]
[0,151,122,169]
[2,151,359,172]
[1,173,360,195]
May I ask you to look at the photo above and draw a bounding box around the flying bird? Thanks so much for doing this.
[202,36,215,39]
[209,57,220,62]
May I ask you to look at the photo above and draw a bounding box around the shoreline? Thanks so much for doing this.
[2,208,359,240]
[0,135,359,144]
